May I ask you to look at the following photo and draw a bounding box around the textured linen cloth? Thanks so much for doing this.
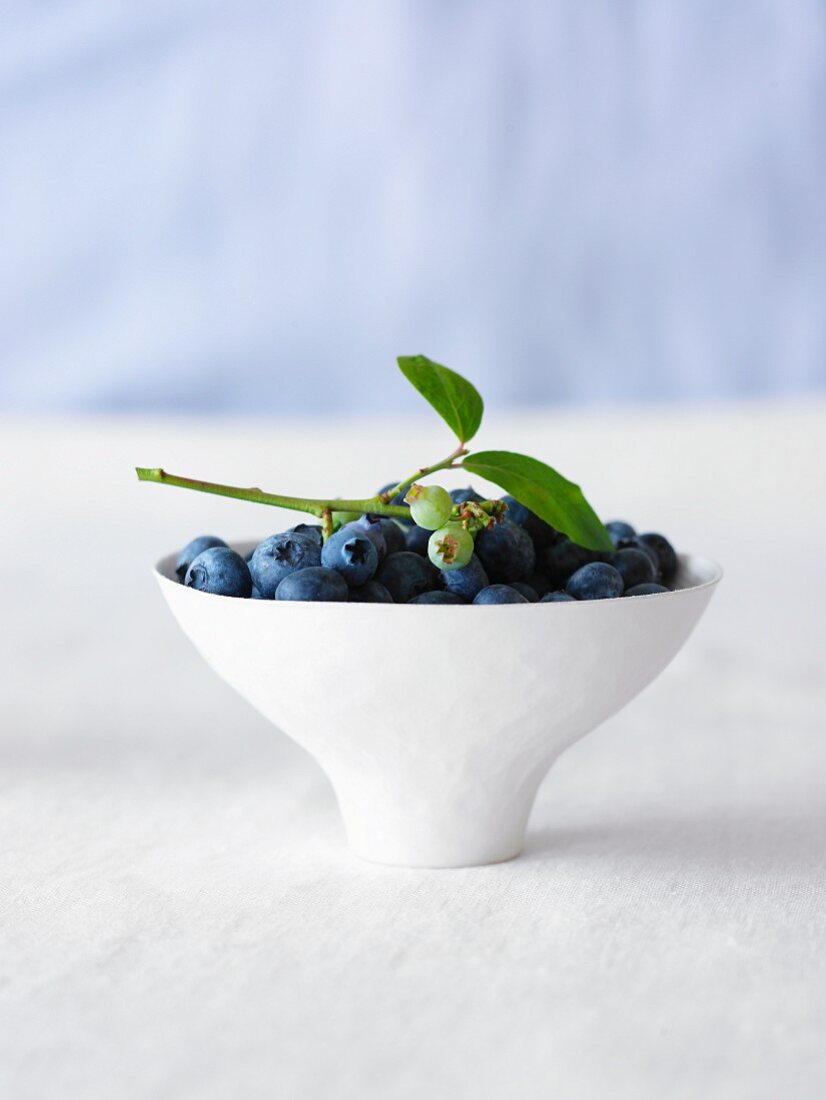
[1,404,824,1099]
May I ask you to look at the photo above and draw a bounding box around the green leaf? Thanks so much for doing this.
[462,450,614,552]
[397,355,484,444]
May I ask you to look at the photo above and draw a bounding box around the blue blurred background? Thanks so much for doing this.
[1,0,824,415]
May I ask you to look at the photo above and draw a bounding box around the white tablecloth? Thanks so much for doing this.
[1,403,825,1099]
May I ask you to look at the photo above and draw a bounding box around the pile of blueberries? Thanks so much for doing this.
[175,486,679,604]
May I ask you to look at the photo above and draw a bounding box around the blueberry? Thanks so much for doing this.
[612,547,656,590]
[450,487,484,505]
[367,517,407,557]
[502,496,560,551]
[625,582,670,597]
[176,535,228,580]
[407,590,466,605]
[525,570,552,598]
[347,580,395,603]
[439,553,489,600]
[605,520,636,546]
[275,566,348,602]
[185,547,252,598]
[616,536,661,577]
[376,552,435,603]
[473,585,530,605]
[566,562,624,600]
[249,531,322,598]
[404,523,431,556]
[540,590,575,602]
[542,538,602,587]
[291,523,324,549]
[474,520,536,583]
[509,581,539,602]
[320,522,379,587]
[351,514,387,560]
[251,585,267,599]
[639,533,678,584]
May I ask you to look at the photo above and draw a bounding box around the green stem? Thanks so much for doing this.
[135,468,411,520]
[379,444,468,504]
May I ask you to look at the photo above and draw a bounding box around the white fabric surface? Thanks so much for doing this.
[1,403,825,1098]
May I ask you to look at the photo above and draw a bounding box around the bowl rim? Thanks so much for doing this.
[154,545,723,606]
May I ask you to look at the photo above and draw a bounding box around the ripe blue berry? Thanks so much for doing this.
[366,517,407,557]
[405,483,453,530]
[540,591,575,602]
[249,531,322,597]
[509,581,539,602]
[605,520,636,546]
[639,533,678,584]
[407,590,466,604]
[351,514,387,560]
[542,538,602,587]
[346,580,394,603]
[474,520,535,582]
[275,567,348,602]
[566,562,624,600]
[185,547,252,598]
[403,523,431,556]
[612,547,656,590]
[320,523,379,586]
[176,535,227,580]
[472,585,530,605]
[625,582,670,596]
[450,487,484,505]
[439,553,489,600]
[428,524,474,570]
[502,496,560,551]
[376,552,435,602]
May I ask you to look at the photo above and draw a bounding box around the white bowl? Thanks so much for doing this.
[154,547,721,868]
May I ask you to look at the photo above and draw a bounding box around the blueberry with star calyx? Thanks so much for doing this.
[320,522,379,587]
[404,483,453,530]
[249,531,322,598]
[428,524,474,571]
[185,547,252,598]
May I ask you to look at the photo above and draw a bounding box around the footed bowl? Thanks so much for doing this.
[155,547,721,868]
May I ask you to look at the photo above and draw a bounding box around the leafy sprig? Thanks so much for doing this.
[136,355,613,552]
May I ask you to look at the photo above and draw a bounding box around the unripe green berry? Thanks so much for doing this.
[404,483,453,530]
[428,523,474,571]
